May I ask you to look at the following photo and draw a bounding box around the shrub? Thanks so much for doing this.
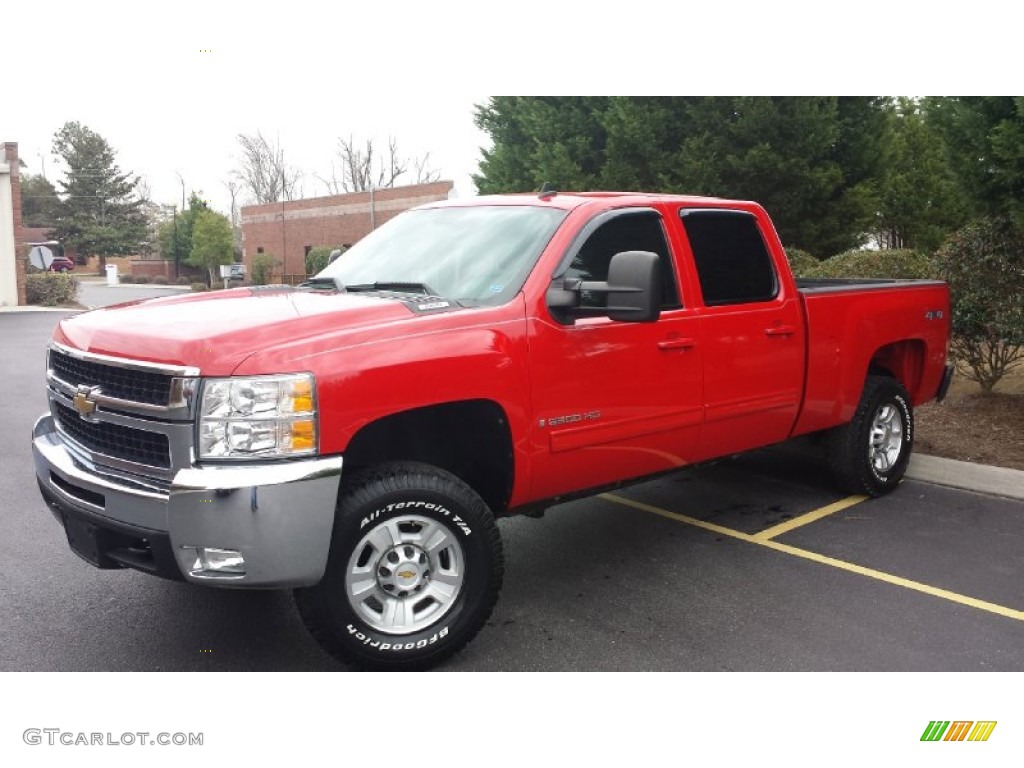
[134,275,151,284]
[26,273,79,306]
[305,245,346,276]
[935,217,1024,392]
[190,282,209,292]
[783,247,819,277]
[802,248,939,280]
[118,274,136,284]
[175,276,192,286]
[152,275,168,285]
[251,252,281,286]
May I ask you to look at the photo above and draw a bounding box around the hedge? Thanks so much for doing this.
[801,248,939,280]
[783,247,819,277]
[26,273,80,306]
[305,245,346,276]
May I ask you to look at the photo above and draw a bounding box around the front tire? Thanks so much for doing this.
[295,462,503,670]
[828,375,914,496]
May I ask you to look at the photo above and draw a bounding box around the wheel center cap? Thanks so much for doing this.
[396,564,421,586]
[377,544,430,595]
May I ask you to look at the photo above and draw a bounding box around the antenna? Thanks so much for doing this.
[538,182,557,199]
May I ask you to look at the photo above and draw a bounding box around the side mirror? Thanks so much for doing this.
[605,250,661,322]
[547,250,662,324]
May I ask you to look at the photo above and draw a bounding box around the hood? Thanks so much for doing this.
[55,287,418,375]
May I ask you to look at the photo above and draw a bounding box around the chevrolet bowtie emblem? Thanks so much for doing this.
[398,570,416,580]
[73,386,99,416]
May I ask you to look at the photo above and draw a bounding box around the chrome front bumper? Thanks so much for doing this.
[32,414,343,588]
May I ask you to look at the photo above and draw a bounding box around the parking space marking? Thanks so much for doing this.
[752,495,867,541]
[600,493,1024,623]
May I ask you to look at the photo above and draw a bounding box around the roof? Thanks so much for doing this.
[429,191,758,212]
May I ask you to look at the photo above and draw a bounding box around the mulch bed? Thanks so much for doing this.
[915,391,1024,472]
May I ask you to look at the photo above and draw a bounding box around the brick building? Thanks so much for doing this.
[1,142,27,306]
[240,180,453,277]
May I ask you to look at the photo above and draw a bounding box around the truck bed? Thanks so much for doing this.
[792,278,950,437]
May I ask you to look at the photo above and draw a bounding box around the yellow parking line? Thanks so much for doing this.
[599,493,1024,623]
[600,493,759,541]
[752,495,867,541]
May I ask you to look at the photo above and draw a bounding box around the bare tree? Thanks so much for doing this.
[234,131,302,204]
[412,152,441,184]
[318,136,438,193]
[223,179,242,255]
[135,176,153,205]
[134,176,162,258]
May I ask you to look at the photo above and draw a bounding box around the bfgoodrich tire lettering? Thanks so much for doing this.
[294,462,503,670]
[828,375,914,497]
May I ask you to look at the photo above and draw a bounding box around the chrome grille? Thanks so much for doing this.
[53,400,171,469]
[49,348,174,406]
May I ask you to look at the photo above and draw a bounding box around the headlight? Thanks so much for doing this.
[198,374,317,459]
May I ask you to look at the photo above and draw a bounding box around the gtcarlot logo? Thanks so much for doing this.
[920,721,997,742]
[23,729,203,747]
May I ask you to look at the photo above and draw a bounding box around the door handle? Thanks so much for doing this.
[658,337,696,351]
[764,325,796,338]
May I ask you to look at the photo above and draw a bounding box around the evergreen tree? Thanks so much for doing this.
[50,122,147,269]
[472,97,889,256]
[20,173,61,228]
[875,99,968,251]
[474,97,609,193]
[674,97,882,255]
[925,96,1024,223]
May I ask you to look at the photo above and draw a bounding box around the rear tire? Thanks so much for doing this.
[294,462,503,670]
[828,375,914,496]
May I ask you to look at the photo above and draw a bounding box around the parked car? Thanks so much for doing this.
[32,191,952,670]
[48,255,75,273]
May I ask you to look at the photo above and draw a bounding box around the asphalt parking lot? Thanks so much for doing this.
[2,305,1022,671]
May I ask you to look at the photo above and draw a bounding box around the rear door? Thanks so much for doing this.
[677,208,804,458]
[527,208,704,500]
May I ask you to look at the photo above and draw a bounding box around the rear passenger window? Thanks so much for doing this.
[565,211,680,309]
[681,210,778,306]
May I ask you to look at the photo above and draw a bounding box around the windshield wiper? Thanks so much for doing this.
[345,281,441,297]
[298,276,345,291]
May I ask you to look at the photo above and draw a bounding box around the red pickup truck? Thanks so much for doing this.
[32,191,952,669]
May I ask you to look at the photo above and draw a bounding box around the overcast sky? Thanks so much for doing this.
[4,2,1015,217]
[6,3,495,214]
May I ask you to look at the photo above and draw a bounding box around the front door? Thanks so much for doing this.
[527,208,704,501]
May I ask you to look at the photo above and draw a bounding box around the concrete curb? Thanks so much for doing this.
[97,284,193,290]
[0,306,79,313]
[908,454,1024,501]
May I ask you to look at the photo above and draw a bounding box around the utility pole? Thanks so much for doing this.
[175,171,186,210]
[172,204,179,280]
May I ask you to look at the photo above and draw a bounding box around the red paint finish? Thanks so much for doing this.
[50,193,951,513]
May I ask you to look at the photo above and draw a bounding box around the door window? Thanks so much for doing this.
[565,212,680,309]
[681,210,777,306]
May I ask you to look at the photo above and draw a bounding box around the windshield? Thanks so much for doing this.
[316,205,568,306]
